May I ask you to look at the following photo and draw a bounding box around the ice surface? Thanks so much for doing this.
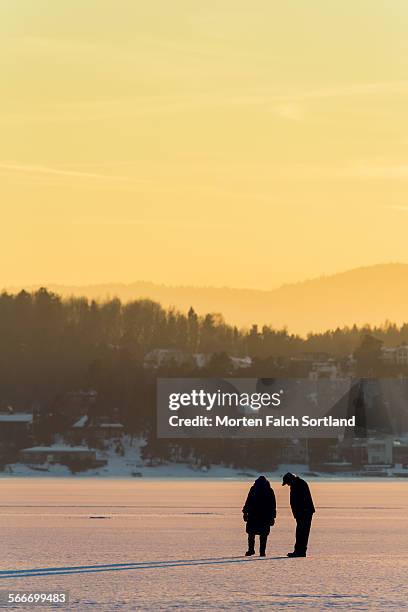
[1,480,408,610]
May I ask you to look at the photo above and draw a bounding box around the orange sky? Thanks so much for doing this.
[1,1,408,289]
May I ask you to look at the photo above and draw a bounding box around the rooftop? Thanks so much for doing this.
[72,415,89,428]
[0,413,33,423]
[21,445,92,453]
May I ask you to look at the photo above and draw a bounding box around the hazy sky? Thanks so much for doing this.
[1,1,408,289]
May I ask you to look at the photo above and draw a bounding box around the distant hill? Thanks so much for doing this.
[6,263,408,336]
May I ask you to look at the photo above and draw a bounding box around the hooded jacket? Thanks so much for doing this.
[242,476,276,535]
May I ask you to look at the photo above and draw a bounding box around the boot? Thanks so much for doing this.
[259,534,267,557]
[246,534,255,556]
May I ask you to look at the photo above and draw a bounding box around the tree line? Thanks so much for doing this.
[1,288,408,468]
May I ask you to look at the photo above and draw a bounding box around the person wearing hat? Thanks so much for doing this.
[242,475,276,557]
[282,472,315,557]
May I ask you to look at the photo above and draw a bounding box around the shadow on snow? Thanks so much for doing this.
[0,555,289,578]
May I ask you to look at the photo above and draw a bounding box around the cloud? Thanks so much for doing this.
[2,79,408,126]
[264,161,408,182]
[0,162,145,183]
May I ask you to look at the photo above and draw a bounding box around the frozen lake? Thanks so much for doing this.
[1,479,408,610]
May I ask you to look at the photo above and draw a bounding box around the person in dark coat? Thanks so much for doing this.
[282,472,315,557]
[242,475,276,557]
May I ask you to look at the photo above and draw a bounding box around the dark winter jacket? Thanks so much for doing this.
[242,476,276,535]
[289,476,315,519]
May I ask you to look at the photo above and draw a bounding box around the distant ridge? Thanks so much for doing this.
[5,263,408,336]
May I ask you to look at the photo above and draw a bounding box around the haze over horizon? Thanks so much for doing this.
[6,260,408,292]
[2,2,408,291]
[8,263,408,335]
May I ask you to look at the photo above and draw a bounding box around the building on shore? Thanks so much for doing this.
[19,444,104,467]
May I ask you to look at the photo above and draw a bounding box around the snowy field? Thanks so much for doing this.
[1,480,408,610]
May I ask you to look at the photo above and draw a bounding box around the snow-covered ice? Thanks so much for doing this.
[1,479,407,610]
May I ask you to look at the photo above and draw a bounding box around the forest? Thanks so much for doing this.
[1,288,407,468]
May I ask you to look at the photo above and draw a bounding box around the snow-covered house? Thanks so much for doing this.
[19,445,98,466]
[0,412,33,437]
[309,359,341,380]
[144,348,191,369]
[230,356,252,370]
[381,347,396,363]
[366,438,393,466]
[380,344,408,366]
[69,416,125,443]
[396,345,408,365]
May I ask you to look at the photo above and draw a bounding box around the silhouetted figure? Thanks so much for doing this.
[242,475,276,557]
[282,472,315,557]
